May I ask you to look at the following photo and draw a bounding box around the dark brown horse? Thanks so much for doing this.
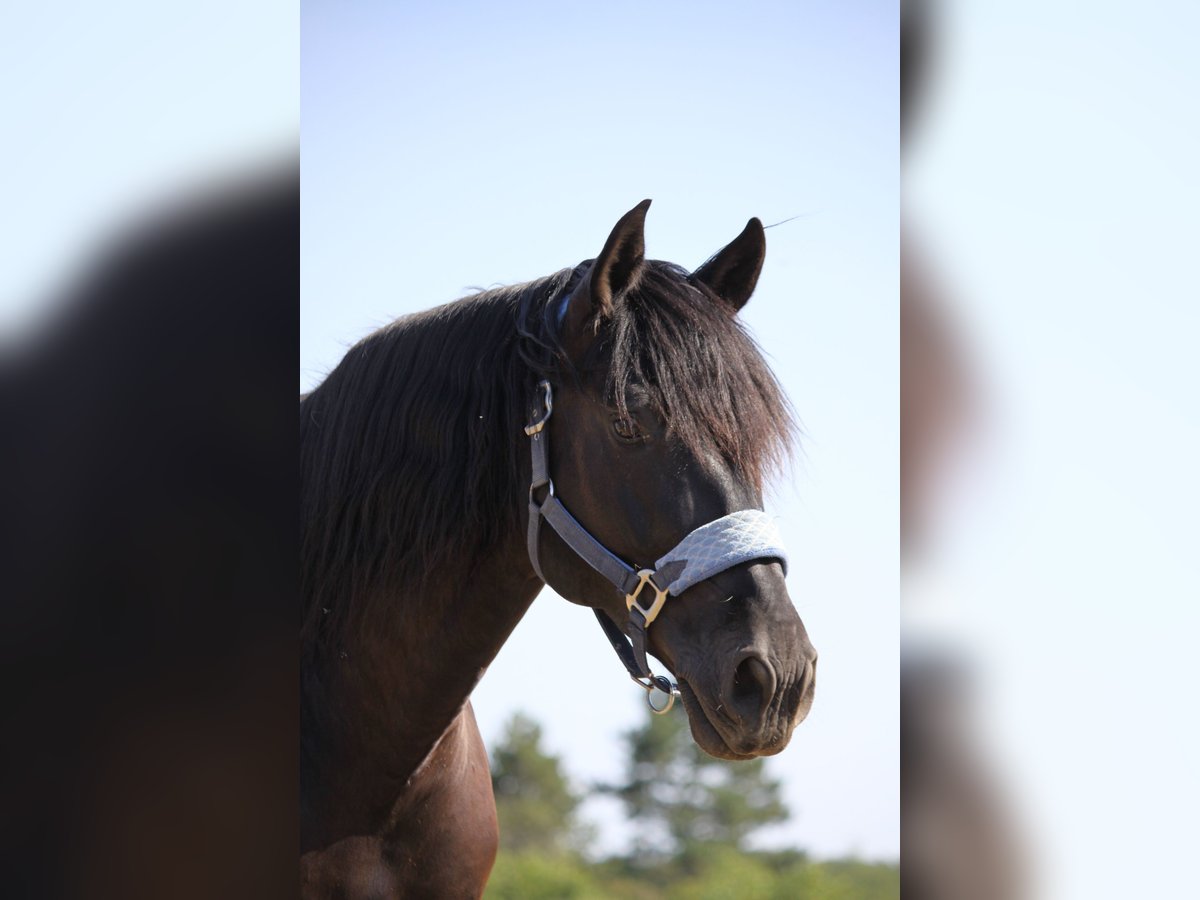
[300,202,817,897]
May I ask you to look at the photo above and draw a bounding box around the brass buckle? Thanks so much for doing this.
[626,569,669,626]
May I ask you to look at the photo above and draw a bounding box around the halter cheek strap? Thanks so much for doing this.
[524,380,789,705]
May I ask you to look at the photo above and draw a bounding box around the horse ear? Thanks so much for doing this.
[562,200,650,345]
[692,217,766,312]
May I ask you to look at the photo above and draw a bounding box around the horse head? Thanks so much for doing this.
[529,201,817,760]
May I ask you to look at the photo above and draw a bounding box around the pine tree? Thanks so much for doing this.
[605,706,788,867]
[490,712,589,855]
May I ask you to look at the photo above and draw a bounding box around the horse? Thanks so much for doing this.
[300,201,818,898]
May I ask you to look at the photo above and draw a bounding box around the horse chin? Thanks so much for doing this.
[676,678,760,761]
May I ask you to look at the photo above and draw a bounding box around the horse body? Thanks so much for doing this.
[301,202,817,897]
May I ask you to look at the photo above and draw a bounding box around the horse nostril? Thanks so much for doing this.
[730,654,777,723]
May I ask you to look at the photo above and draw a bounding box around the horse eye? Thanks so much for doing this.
[612,417,644,443]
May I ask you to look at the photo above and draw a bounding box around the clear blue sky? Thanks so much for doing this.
[302,0,898,860]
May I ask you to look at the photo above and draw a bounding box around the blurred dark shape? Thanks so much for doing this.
[900,233,972,554]
[902,1,1028,897]
[901,0,936,143]
[0,165,298,899]
[902,0,961,556]
[902,658,1025,900]
[902,233,1024,899]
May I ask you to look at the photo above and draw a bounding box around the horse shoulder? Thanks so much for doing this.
[300,702,497,899]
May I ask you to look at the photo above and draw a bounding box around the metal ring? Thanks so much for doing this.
[523,380,554,435]
[528,480,555,506]
[633,673,680,715]
[646,675,679,714]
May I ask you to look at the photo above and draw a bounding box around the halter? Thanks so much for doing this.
[524,379,789,714]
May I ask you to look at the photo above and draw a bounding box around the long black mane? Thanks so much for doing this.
[300,260,794,650]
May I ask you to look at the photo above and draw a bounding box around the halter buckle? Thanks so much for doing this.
[626,569,669,626]
[523,380,553,436]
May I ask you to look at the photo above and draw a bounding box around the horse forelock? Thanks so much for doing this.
[588,261,795,492]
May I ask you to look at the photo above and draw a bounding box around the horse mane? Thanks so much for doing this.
[300,260,794,650]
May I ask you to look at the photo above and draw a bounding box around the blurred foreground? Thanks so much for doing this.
[1,165,299,898]
[1,6,297,897]
[903,1,1200,898]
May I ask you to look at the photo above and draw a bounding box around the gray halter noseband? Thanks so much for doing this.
[524,380,789,713]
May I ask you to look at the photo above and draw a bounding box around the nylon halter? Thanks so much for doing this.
[523,380,789,713]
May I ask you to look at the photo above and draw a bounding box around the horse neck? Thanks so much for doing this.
[302,292,550,802]
[301,523,539,846]
[330,521,542,785]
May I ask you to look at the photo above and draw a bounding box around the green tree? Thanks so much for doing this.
[484,852,604,900]
[490,712,589,855]
[483,711,900,900]
[605,706,788,866]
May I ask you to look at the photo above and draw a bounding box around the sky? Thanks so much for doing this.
[302,0,898,860]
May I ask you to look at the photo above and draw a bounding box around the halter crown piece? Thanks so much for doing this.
[524,379,789,714]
